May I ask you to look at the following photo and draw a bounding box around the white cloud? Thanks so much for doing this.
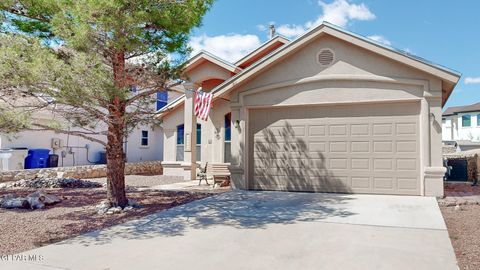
[276,0,376,38]
[465,77,480,84]
[189,34,262,63]
[316,0,375,27]
[256,24,267,32]
[276,24,306,38]
[367,35,391,46]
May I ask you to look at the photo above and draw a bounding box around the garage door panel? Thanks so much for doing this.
[351,177,371,189]
[329,141,348,153]
[329,125,348,136]
[351,158,370,170]
[373,141,394,153]
[373,158,394,170]
[350,124,370,136]
[396,141,417,152]
[396,158,417,171]
[351,141,370,153]
[396,123,417,135]
[308,125,327,136]
[397,178,419,191]
[373,123,393,135]
[250,102,421,195]
[309,142,327,152]
[374,177,395,189]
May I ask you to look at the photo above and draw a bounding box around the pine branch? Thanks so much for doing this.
[31,123,107,146]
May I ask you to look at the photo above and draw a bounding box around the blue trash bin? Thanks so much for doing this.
[24,149,50,169]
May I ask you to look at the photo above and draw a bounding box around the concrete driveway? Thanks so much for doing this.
[1,191,458,270]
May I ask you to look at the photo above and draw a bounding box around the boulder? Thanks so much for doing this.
[27,190,61,205]
[27,196,45,209]
[1,197,29,209]
[0,194,16,204]
[96,200,111,214]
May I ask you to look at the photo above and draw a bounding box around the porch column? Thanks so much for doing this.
[181,82,197,180]
[229,106,247,189]
[424,85,445,197]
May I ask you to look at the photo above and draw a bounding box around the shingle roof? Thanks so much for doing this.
[443,102,480,116]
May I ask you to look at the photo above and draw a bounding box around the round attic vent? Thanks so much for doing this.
[317,49,334,66]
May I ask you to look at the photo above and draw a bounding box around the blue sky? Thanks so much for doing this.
[188,0,480,109]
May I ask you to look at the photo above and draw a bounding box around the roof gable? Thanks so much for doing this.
[235,36,289,69]
[213,22,461,105]
[158,22,461,119]
[183,50,241,75]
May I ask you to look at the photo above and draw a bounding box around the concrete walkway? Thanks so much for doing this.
[147,180,229,193]
[1,191,458,270]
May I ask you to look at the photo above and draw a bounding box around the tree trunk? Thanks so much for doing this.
[106,120,127,207]
[106,49,128,208]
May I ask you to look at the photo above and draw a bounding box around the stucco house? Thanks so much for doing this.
[442,102,480,141]
[157,22,460,197]
[0,86,183,168]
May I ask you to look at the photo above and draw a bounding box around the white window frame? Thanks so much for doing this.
[141,130,149,146]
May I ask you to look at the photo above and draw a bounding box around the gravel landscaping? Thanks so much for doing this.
[441,204,480,270]
[0,185,211,255]
[440,182,480,270]
[87,174,184,188]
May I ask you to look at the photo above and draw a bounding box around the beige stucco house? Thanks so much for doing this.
[157,22,460,197]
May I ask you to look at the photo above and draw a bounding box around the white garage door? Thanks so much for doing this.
[249,102,421,195]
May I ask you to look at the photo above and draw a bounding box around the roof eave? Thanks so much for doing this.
[184,50,240,74]
[212,22,462,100]
[234,36,290,67]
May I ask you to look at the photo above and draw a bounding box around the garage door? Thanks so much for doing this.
[249,102,421,195]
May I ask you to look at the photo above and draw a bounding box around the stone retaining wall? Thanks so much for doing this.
[442,145,457,155]
[0,161,163,182]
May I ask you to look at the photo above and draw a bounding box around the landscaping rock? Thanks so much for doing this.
[2,178,102,189]
[128,199,139,207]
[0,190,62,209]
[1,197,29,209]
[95,200,111,214]
[0,194,16,204]
[26,196,45,209]
[97,204,137,214]
[27,190,61,205]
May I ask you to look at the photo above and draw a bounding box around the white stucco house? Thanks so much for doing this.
[442,102,480,141]
[157,22,460,197]
[0,86,184,168]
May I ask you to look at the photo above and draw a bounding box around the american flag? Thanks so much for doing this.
[194,88,213,121]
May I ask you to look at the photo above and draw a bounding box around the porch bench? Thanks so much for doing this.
[197,162,231,187]
[208,163,231,187]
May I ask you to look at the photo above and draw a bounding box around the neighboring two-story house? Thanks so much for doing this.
[442,102,480,141]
